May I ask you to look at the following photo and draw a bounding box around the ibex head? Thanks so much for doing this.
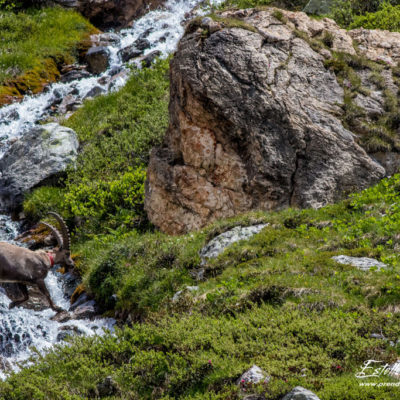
[40,212,74,270]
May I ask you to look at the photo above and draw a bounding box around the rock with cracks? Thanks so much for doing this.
[145,8,392,234]
[0,123,78,211]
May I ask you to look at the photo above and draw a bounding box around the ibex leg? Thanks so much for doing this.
[36,279,63,312]
[8,283,29,309]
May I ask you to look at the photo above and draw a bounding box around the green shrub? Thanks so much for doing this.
[330,0,400,28]
[65,167,147,233]
[64,59,169,178]
[220,0,308,11]
[350,3,400,30]
[23,186,66,219]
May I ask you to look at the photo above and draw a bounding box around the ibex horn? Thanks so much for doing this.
[40,222,63,249]
[48,212,71,251]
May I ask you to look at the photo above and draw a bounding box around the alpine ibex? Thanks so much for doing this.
[0,212,74,312]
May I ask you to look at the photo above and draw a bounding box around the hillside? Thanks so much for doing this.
[1,0,400,399]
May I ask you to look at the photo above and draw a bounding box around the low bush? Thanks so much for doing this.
[349,3,400,30]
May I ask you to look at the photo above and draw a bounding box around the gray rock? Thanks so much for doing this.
[141,50,161,67]
[72,300,97,320]
[84,86,105,99]
[50,311,71,323]
[145,9,386,234]
[200,225,267,263]
[91,32,121,47]
[134,37,151,51]
[332,255,387,271]
[85,46,110,74]
[96,376,117,397]
[172,286,199,302]
[237,365,271,387]
[0,123,78,211]
[282,386,321,400]
[61,69,91,83]
[58,324,85,334]
[69,292,89,312]
[58,94,81,114]
[303,0,334,15]
[118,44,143,62]
[54,269,81,299]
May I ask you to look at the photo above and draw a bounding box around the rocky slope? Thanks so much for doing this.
[146,8,400,234]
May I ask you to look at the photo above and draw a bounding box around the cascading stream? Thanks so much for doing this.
[0,0,223,378]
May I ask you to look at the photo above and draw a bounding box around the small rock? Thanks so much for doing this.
[141,50,162,68]
[201,17,221,34]
[108,66,123,77]
[237,365,271,387]
[72,300,97,320]
[108,70,129,91]
[0,356,12,372]
[50,310,71,323]
[282,386,321,400]
[84,86,105,99]
[134,37,151,51]
[190,268,205,281]
[85,46,110,74]
[118,44,143,62]
[91,32,121,47]
[61,69,91,83]
[172,286,199,302]
[97,76,110,85]
[56,331,74,342]
[57,271,81,299]
[58,325,85,334]
[200,225,268,263]
[96,376,117,397]
[58,94,80,114]
[332,255,387,271]
[370,333,386,340]
[69,292,89,312]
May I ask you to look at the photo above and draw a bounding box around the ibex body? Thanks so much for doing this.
[0,212,74,312]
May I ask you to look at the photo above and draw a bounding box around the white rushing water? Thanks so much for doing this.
[0,0,223,155]
[0,0,223,378]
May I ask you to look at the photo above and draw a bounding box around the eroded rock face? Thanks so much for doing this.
[145,8,395,234]
[0,123,78,211]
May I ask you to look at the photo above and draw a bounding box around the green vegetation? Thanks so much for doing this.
[331,0,400,28]
[349,3,400,30]
[6,174,400,398]
[0,7,96,104]
[6,1,400,398]
[323,51,400,152]
[219,0,308,10]
[24,59,170,237]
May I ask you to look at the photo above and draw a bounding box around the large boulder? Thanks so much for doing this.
[0,123,78,211]
[55,0,165,29]
[145,8,400,234]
